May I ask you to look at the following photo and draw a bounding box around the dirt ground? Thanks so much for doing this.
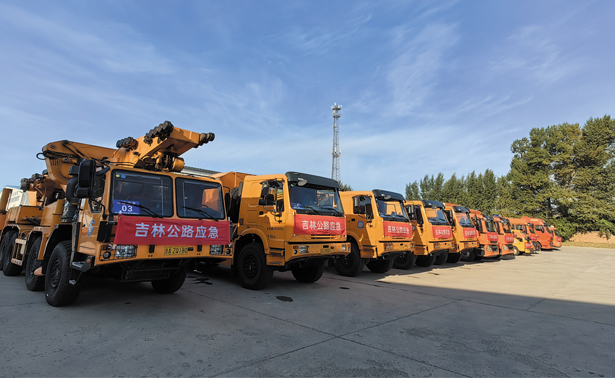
[569,231,614,244]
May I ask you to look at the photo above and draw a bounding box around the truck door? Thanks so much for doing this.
[257,180,285,250]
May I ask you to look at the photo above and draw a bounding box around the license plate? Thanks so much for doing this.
[321,248,330,255]
[164,246,188,256]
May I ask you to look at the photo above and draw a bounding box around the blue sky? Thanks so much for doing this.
[0,0,613,195]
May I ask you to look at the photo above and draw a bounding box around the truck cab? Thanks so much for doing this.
[337,190,412,276]
[467,210,499,261]
[548,226,562,248]
[507,217,534,254]
[402,200,453,268]
[442,203,479,263]
[492,215,515,257]
[521,216,542,251]
[527,217,555,250]
[213,171,350,289]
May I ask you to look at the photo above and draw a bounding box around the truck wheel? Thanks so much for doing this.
[446,252,462,263]
[2,232,22,276]
[292,263,324,283]
[152,265,187,294]
[393,252,416,270]
[433,251,448,265]
[237,243,274,290]
[366,258,394,273]
[474,255,484,261]
[461,249,476,262]
[415,254,436,267]
[333,243,364,277]
[25,237,44,291]
[512,247,520,256]
[0,230,17,271]
[45,241,81,307]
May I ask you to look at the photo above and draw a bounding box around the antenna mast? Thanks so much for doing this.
[331,103,342,182]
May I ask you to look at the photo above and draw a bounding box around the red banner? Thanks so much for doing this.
[432,226,452,239]
[505,235,514,243]
[462,228,477,239]
[487,232,499,242]
[114,216,231,245]
[293,214,346,235]
[525,242,532,249]
[530,235,537,241]
[383,222,413,237]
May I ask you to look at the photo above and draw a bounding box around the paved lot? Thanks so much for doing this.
[0,246,613,377]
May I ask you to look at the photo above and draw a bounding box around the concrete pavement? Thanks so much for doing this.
[0,246,613,377]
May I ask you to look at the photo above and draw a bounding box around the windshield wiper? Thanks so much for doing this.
[303,206,321,215]
[181,205,215,220]
[117,200,161,218]
[319,206,344,215]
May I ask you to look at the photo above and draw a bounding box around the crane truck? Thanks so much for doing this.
[208,171,350,289]
[442,203,478,263]
[0,121,228,306]
[335,190,413,276]
[397,200,453,268]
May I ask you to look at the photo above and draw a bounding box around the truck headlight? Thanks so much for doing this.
[341,244,347,251]
[210,245,224,255]
[116,245,136,258]
[299,246,309,254]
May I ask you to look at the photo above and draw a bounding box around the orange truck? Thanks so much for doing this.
[399,200,453,268]
[442,203,479,263]
[335,190,413,276]
[523,216,554,250]
[209,171,350,288]
[548,226,562,248]
[467,210,499,261]
[0,121,228,306]
[492,215,515,257]
[508,217,534,254]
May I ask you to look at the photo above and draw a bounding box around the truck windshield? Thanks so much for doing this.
[176,178,225,219]
[376,199,409,222]
[527,224,536,233]
[454,211,474,227]
[484,218,496,233]
[289,184,343,216]
[426,208,449,226]
[111,171,173,217]
[535,224,544,232]
[501,220,512,233]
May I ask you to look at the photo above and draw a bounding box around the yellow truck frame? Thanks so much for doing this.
[0,121,228,306]
[336,190,413,276]
[210,171,350,289]
[400,200,454,268]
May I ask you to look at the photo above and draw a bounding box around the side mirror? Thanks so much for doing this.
[78,160,95,189]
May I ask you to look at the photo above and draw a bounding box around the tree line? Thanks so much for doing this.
[405,115,615,241]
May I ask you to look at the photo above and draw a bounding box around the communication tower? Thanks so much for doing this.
[331,103,342,182]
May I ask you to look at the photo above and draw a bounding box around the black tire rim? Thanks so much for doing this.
[243,255,258,279]
[339,255,353,269]
[49,257,62,290]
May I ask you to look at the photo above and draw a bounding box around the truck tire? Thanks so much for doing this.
[415,253,436,267]
[152,265,187,294]
[366,258,394,273]
[2,232,22,276]
[393,252,416,270]
[45,241,81,307]
[513,246,520,256]
[0,230,16,271]
[237,243,274,290]
[433,251,448,265]
[461,249,476,262]
[25,237,44,291]
[474,255,484,261]
[446,252,462,263]
[292,263,324,283]
[333,243,364,277]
